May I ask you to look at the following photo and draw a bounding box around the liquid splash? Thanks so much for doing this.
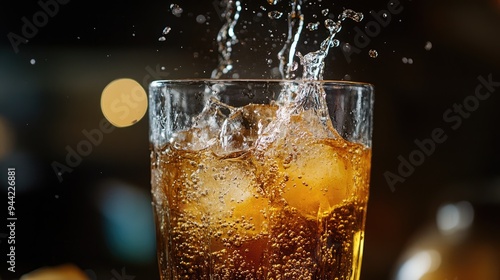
[210,1,364,81]
[299,9,363,80]
[211,0,242,79]
[277,0,304,79]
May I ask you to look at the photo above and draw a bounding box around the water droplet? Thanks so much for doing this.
[382,13,388,18]
[342,43,352,53]
[30,59,36,65]
[369,49,378,58]
[331,39,340,47]
[170,4,183,17]
[321,9,329,16]
[158,36,166,42]
[306,22,320,31]
[267,0,280,5]
[402,57,413,64]
[162,26,172,35]
[196,15,207,24]
[340,9,364,22]
[425,41,433,51]
[268,11,283,20]
[343,74,352,80]
[324,19,341,33]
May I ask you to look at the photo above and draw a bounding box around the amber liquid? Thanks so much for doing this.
[151,104,371,280]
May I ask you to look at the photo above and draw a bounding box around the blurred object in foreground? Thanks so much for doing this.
[20,264,89,280]
[392,179,500,280]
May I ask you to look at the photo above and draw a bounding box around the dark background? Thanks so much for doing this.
[0,0,500,279]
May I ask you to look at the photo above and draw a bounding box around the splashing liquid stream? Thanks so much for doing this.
[211,0,242,79]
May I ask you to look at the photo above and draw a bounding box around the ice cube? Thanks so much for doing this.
[183,152,268,237]
[171,97,230,151]
[280,139,354,218]
[215,104,277,156]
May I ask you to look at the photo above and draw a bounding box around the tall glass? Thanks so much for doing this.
[149,79,373,280]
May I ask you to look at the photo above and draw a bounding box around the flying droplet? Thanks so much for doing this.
[267,0,280,5]
[158,36,166,42]
[30,59,36,65]
[425,41,433,51]
[307,22,320,31]
[268,11,283,20]
[342,43,352,53]
[369,49,378,58]
[324,19,341,33]
[340,9,364,22]
[196,15,206,24]
[402,57,414,64]
[321,9,329,16]
[170,4,183,17]
[162,26,171,35]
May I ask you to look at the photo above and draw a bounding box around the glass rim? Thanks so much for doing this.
[149,79,374,88]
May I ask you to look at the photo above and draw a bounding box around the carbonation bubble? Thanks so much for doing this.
[368,49,378,58]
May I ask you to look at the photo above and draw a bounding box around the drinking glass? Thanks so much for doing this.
[149,79,373,280]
